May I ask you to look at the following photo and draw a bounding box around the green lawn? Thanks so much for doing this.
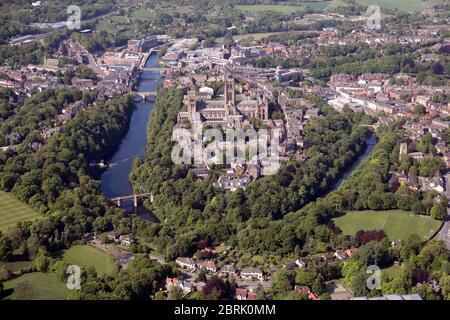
[0,192,42,232]
[2,272,71,300]
[382,265,403,279]
[0,260,32,273]
[236,4,308,14]
[356,0,430,12]
[130,7,156,20]
[326,0,352,10]
[216,32,284,43]
[63,245,116,275]
[333,210,442,241]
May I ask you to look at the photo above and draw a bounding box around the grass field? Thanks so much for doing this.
[356,0,430,12]
[382,265,403,279]
[326,0,352,10]
[2,272,70,300]
[0,192,42,232]
[236,2,330,14]
[0,260,32,273]
[216,31,285,43]
[63,245,116,275]
[333,210,442,241]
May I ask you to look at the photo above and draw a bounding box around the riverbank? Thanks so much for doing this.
[332,134,377,190]
[100,53,162,210]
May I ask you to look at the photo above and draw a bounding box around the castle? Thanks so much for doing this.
[177,73,269,129]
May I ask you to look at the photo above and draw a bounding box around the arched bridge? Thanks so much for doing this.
[134,92,157,102]
[109,193,153,207]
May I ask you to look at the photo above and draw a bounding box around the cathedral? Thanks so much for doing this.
[177,73,269,129]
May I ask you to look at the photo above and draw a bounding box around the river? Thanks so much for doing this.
[332,134,377,190]
[100,55,376,212]
[100,54,162,212]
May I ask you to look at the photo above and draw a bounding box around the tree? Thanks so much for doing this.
[295,270,314,286]
[32,249,50,272]
[273,270,295,295]
[351,270,370,297]
[312,274,326,295]
[342,260,366,294]
[419,157,444,177]
[319,293,331,300]
[52,260,70,282]
[167,286,184,300]
[367,193,384,210]
[223,32,234,47]
[0,235,12,262]
[284,291,308,300]
[203,276,228,300]
[411,201,425,215]
[440,275,450,300]
[430,204,447,220]
[154,289,167,300]
[381,273,411,295]
[255,284,266,300]
[413,104,426,115]
[412,284,441,300]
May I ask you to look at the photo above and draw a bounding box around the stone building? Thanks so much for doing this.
[178,73,269,128]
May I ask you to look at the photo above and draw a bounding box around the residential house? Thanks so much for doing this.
[407,174,419,191]
[240,267,264,281]
[308,293,320,301]
[430,172,445,193]
[345,248,358,258]
[192,167,209,179]
[220,265,239,277]
[180,281,194,294]
[165,277,180,291]
[106,231,119,242]
[334,250,349,260]
[294,285,311,295]
[199,260,217,273]
[175,257,197,270]
[268,266,278,277]
[119,235,137,246]
[235,288,256,300]
[295,258,307,268]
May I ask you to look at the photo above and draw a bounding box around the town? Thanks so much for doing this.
[0,0,449,304]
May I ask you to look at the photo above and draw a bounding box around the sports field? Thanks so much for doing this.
[333,210,442,241]
[2,272,70,300]
[63,245,116,275]
[0,192,42,232]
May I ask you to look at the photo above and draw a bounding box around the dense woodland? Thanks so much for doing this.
[0,93,138,255]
